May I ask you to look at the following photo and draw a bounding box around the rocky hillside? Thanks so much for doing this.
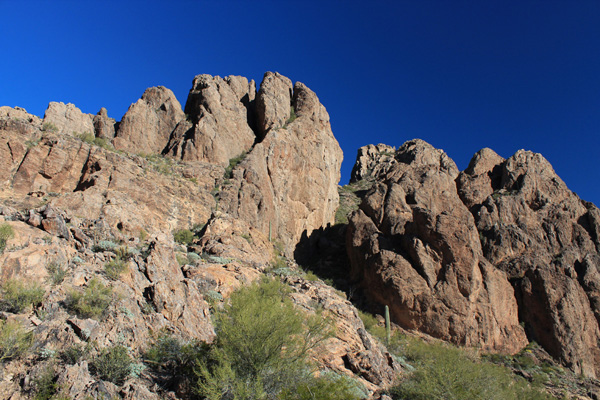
[0,72,598,399]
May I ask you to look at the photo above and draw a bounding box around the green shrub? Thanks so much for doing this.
[0,319,33,362]
[33,364,61,400]
[0,279,45,313]
[90,345,133,385]
[59,344,87,365]
[283,106,297,128]
[144,332,204,391]
[46,262,67,285]
[173,229,194,245]
[65,277,113,318]
[104,257,128,280]
[224,152,247,179]
[0,223,15,254]
[41,122,58,132]
[194,277,333,400]
[389,338,553,400]
[280,370,366,400]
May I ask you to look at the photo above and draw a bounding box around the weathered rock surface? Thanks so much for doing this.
[219,81,343,255]
[93,107,116,139]
[43,102,95,135]
[113,86,184,155]
[256,71,293,139]
[457,148,600,377]
[347,139,527,353]
[350,144,397,183]
[165,75,257,165]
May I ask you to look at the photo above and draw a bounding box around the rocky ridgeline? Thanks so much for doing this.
[1,71,599,398]
[0,73,402,399]
[348,139,600,379]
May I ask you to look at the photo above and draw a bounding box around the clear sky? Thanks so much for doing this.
[1,1,599,204]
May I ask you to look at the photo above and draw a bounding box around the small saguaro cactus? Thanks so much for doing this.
[385,305,391,346]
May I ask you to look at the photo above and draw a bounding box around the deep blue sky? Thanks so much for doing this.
[2,1,599,204]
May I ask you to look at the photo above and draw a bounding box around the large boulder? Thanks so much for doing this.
[164,75,257,165]
[113,86,184,155]
[43,102,95,135]
[255,71,293,139]
[457,148,600,377]
[93,107,116,139]
[347,139,527,353]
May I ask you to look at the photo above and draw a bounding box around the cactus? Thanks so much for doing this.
[385,305,391,346]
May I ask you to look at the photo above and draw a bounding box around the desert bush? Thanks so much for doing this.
[173,229,194,245]
[59,343,87,365]
[33,364,63,400]
[0,319,33,362]
[224,152,247,179]
[280,370,366,400]
[0,223,15,254]
[90,345,133,385]
[194,277,334,400]
[0,279,45,313]
[46,261,67,285]
[389,338,553,400]
[41,122,58,132]
[104,257,128,280]
[65,277,113,318]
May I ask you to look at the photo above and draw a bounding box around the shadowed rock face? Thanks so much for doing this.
[348,139,600,377]
[347,139,527,354]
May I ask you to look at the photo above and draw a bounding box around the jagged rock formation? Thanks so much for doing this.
[457,148,600,377]
[348,139,600,377]
[218,80,342,255]
[93,107,116,139]
[350,143,397,182]
[113,86,185,155]
[165,74,257,165]
[347,140,527,354]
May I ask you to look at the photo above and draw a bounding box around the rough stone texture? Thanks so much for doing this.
[288,276,401,394]
[350,144,397,183]
[1,125,216,238]
[219,81,343,255]
[255,71,293,139]
[457,149,600,377]
[165,75,257,165]
[93,107,116,139]
[43,102,95,135]
[113,86,184,155]
[347,139,527,353]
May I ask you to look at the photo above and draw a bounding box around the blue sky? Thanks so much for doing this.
[2,1,599,204]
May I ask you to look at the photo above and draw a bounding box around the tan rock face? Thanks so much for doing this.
[347,139,527,353]
[256,71,293,139]
[93,107,116,139]
[113,86,184,155]
[350,144,397,183]
[219,81,343,255]
[458,148,600,377]
[165,75,257,165]
[43,102,95,135]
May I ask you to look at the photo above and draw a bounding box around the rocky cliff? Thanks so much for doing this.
[347,139,600,378]
[0,73,400,399]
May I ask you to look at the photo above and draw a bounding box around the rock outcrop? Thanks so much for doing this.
[113,86,184,155]
[348,139,600,377]
[219,81,343,255]
[347,139,527,353]
[43,102,95,135]
[93,107,116,139]
[165,75,257,165]
[457,148,600,377]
